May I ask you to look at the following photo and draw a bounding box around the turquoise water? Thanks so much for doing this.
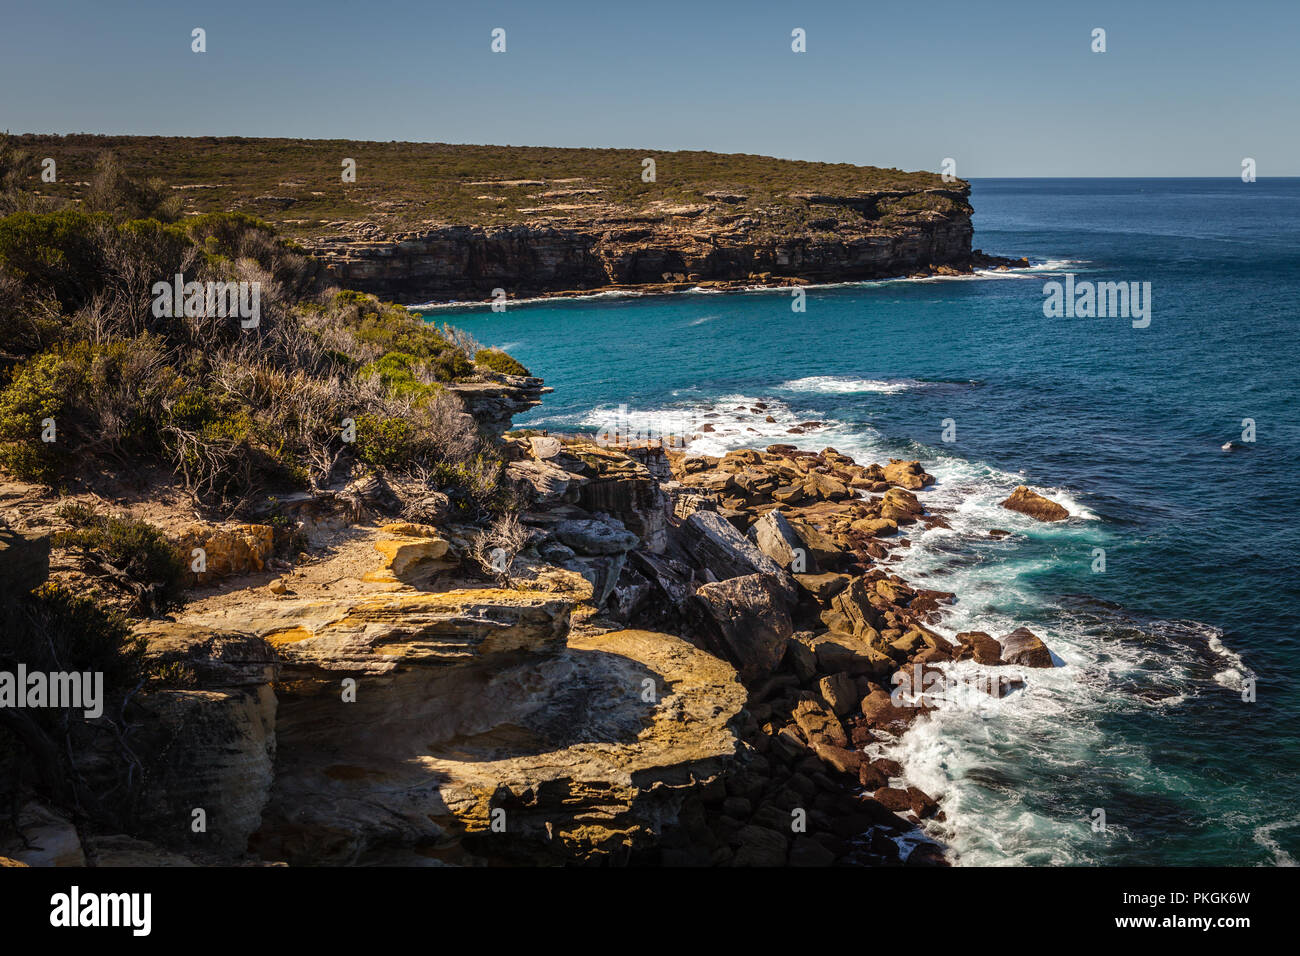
[430,179,1300,866]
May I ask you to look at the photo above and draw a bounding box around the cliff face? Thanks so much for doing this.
[14,136,989,304]
[302,187,974,302]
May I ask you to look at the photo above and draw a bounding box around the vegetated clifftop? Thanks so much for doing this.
[14,135,1001,303]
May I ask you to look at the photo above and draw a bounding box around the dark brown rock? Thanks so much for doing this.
[998,627,1054,667]
[693,574,794,681]
[999,486,1069,522]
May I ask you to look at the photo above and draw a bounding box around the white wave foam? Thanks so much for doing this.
[1205,628,1253,690]
[569,394,847,458]
[780,376,913,394]
[409,260,1093,314]
[407,289,644,311]
[1253,819,1298,867]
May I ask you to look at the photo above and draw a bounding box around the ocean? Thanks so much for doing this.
[429,178,1300,866]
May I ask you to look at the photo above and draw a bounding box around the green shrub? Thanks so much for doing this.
[0,209,113,311]
[54,508,187,611]
[427,452,508,517]
[353,413,419,470]
[0,345,90,480]
[1,582,143,688]
[474,347,530,377]
[358,351,445,404]
[0,339,167,480]
[348,297,473,380]
[84,151,184,222]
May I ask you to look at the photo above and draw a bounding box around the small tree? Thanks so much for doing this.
[469,511,529,587]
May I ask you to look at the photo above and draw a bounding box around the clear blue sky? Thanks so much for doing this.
[3,0,1296,176]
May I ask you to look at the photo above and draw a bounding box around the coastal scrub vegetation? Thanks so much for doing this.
[474,347,531,377]
[0,582,146,820]
[0,137,529,518]
[6,134,963,236]
[53,504,188,614]
[0,141,536,831]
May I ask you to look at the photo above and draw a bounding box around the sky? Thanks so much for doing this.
[2,0,1297,176]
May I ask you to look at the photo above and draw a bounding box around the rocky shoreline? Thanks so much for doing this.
[1,373,1064,867]
[307,225,1027,306]
[407,249,1031,308]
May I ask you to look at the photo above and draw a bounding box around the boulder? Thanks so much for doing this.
[748,509,812,572]
[850,517,898,538]
[787,519,845,570]
[794,572,851,604]
[810,742,865,776]
[817,672,857,716]
[508,459,574,505]
[683,510,787,581]
[784,634,819,683]
[562,553,627,608]
[999,486,1069,522]
[873,757,904,778]
[875,578,913,605]
[827,577,885,637]
[693,574,794,681]
[883,460,934,490]
[788,836,835,867]
[792,699,848,749]
[998,627,1054,667]
[732,825,790,867]
[369,524,455,586]
[552,517,639,555]
[881,486,924,516]
[803,632,894,678]
[860,689,922,731]
[954,630,1003,665]
[907,786,940,819]
[528,435,562,460]
[176,523,274,586]
[873,786,913,812]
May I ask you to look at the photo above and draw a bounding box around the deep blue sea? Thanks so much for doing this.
[430,179,1300,866]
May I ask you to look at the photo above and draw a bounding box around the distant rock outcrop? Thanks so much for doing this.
[1000,485,1069,522]
[305,188,981,303]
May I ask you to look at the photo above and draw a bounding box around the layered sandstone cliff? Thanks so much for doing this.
[303,188,977,302]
